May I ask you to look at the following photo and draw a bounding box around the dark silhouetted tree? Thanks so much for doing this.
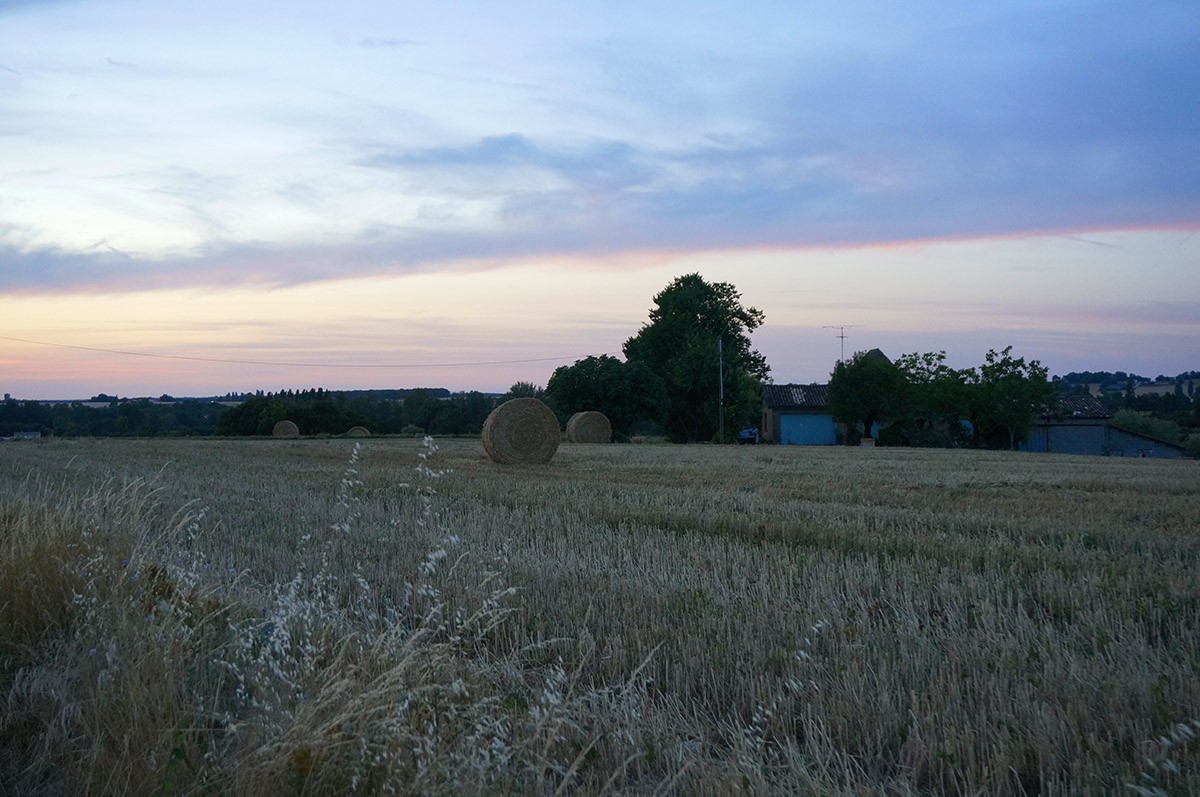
[499,381,546,403]
[893,351,973,447]
[828,349,907,445]
[623,274,767,442]
[546,354,668,440]
[215,397,289,436]
[970,346,1058,450]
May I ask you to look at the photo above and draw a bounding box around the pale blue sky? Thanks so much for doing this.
[1,0,1197,396]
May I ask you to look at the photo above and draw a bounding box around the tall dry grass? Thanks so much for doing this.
[2,438,1198,794]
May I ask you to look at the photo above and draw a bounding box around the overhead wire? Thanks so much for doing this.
[0,334,618,369]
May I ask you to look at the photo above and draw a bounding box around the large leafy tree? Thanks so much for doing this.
[970,346,1058,450]
[498,381,546,403]
[545,354,668,440]
[623,274,768,442]
[827,349,908,444]
[893,351,973,447]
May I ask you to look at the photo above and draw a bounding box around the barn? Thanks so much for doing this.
[1104,427,1189,459]
[1021,395,1189,458]
[1022,395,1111,455]
[762,384,837,445]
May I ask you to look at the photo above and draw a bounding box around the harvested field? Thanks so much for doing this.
[1,438,1197,795]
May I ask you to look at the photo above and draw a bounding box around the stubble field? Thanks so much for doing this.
[2,437,1198,795]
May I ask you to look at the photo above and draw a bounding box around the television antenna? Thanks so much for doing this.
[822,325,861,363]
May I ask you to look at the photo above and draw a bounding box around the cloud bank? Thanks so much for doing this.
[0,0,1197,296]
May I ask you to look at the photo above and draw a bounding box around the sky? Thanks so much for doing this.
[1,0,1197,398]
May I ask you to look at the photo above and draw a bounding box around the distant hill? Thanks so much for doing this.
[64,388,463,404]
[1057,370,1199,386]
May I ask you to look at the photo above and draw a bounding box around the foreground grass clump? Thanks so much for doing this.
[1,441,663,795]
[1,437,1198,795]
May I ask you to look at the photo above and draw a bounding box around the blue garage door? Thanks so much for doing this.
[780,413,836,445]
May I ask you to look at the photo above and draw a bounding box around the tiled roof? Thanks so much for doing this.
[763,383,830,410]
[1108,426,1187,450]
[1053,394,1112,419]
[766,385,1111,417]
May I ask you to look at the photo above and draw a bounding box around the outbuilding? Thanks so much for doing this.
[762,383,837,445]
[1022,395,1111,455]
[1104,427,1189,459]
[1021,395,1189,458]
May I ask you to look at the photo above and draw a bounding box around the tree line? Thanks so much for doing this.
[4,273,1195,448]
[0,398,224,438]
[213,390,496,437]
[828,349,1200,452]
[0,390,496,439]
[827,348,1060,450]
[535,274,1199,451]
[535,275,1082,450]
[533,273,767,443]
[2,273,766,443]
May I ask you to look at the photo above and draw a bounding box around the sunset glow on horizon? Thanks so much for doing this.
[2,1,1197,399]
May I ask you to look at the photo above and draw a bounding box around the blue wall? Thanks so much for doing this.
[1022,422,1187,458]
[1106,428,1186,459]
[779,413,836,445]
[1023,423,1107,455]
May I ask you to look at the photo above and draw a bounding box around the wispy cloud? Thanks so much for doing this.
[0,0,1197,299]
[356,37,417,49]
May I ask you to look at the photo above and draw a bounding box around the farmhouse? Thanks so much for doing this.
[762,383,837,445]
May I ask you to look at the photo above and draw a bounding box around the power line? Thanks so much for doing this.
[0,334,614,369]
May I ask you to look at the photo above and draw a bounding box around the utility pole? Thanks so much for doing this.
[822,325,861,363]
[717,336,725,443]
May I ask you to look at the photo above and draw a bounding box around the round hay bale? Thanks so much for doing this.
[272,419,300,439]
[346,425,371,437]
[482,398,560,464]
[566,411,611,444]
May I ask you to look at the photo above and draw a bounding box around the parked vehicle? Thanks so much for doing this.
[736,424,759,444]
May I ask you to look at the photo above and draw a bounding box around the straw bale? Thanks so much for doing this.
[272,420,300,438]
[346,426,371,437]
[482,398,560,464]
[566,411,612,444]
